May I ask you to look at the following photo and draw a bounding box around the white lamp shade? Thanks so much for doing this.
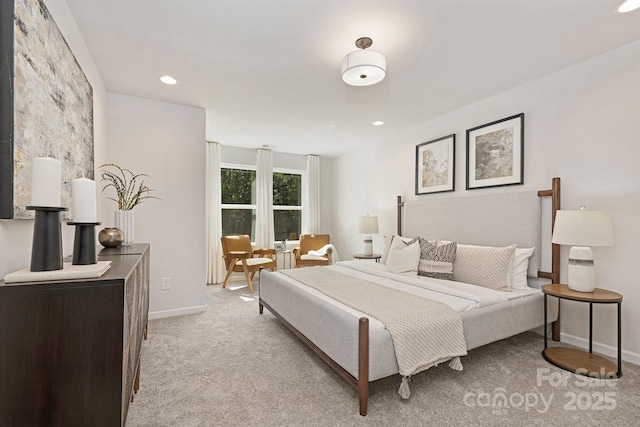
[552,209,614,292]
[342,50,386,86]
[552,210,615,247]
[358,216,379,234]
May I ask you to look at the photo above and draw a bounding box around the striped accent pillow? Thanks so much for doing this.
[418,239,457,280]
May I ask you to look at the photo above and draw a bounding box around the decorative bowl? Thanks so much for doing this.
[98,227,124,248]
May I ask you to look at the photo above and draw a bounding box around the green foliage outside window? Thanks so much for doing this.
[221,169,256,205]
[222,208,255,241]
[221,168,302,242]
[273,172,301,206]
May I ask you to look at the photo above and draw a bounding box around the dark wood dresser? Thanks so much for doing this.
[0,244,150,427]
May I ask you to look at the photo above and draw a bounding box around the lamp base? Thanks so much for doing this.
[567,246,596,293]
[363,235,373,256]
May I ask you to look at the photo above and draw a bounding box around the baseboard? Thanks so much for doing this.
[560,332,640,366]
[148,305,208,320]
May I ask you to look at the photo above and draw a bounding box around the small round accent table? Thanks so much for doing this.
[542,284,622,378]
[353,253,382,263]
[275,249,293,269]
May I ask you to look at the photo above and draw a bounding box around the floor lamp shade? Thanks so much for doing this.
[358,216,379,256]
[552,209,614,292]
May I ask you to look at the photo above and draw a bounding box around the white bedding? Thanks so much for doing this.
[271,260,540,335]
[333,260,541,307]
[340,261,541,302]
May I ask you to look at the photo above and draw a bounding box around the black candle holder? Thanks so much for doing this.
[67,222,101,265]
[26,206,68,272]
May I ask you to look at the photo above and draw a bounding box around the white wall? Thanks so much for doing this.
[332,40,640,363]
[0,0,108,277]
[105,93,207,318]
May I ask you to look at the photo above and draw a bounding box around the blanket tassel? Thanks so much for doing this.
[449,356,463,371]
[398,376,411,399]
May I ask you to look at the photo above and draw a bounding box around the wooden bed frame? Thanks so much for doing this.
[259,177,562,416]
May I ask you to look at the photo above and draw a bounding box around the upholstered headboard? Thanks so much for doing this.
[398,177,560,281]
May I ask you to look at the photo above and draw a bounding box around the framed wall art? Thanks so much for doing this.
[415,134,455,195]
[466,113,524,190]
[0,0,94,219]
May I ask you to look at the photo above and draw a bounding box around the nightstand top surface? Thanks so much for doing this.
[353,253,381,259]
[541,284,622,303]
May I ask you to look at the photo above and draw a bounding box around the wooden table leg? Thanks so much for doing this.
[241,260,253,293]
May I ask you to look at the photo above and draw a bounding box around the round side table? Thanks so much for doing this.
[352,253,382,263]
[542,284,622,378]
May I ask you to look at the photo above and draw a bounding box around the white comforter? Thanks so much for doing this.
[331,260,508,312]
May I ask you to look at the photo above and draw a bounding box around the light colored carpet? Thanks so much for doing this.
[127,280,639,426]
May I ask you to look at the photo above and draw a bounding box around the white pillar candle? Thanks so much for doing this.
[31,157,62,207]
[71,177,97,222]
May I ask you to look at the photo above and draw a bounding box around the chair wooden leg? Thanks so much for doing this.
[222,258,236,289]
[242,260,253,293]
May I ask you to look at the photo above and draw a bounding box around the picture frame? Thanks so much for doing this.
[274,242,285,251]
[415,134,455,195]
[0,0,94,219]
[466,113,524,190]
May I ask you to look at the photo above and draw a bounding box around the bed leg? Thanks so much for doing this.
[358,317,369,416]
[259,301,264,315]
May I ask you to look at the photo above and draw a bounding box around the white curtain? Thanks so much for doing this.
[255,148,274,248]
[303,154,320,234]
[205,141,224,285]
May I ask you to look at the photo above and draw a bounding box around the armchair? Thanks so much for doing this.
[221,235,276,292]
[293,234,331,268]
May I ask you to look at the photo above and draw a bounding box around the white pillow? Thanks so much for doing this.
[385,240,420,273]
[512,247,535,290]
[381,235,416,265]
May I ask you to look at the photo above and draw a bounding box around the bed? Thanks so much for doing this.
[258,178,562,416]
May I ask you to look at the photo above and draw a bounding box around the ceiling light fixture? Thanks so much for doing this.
[160,75,177,85]
[372,121,384,126]
[613,0,640,13]
[342,37,386,87]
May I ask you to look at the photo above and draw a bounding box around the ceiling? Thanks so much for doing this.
[64,0,640,157]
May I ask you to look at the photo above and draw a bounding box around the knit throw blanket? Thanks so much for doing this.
[280,267,467,396]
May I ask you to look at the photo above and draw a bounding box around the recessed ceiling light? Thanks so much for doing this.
[372,121,384,126]
[613,0,640,13]
[160,75,177,85]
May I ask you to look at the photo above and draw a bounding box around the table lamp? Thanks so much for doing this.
[358,215,379,256]
[551,206,614,292]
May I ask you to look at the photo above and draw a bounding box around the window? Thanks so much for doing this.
[273,169,302,242]
[221,166,256,240]
[221,165,303,243]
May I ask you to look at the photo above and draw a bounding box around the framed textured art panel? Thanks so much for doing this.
[0,0,94,219]
[466,113,524,190]
[415,134,455,195]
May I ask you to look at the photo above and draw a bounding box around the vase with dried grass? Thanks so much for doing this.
[99,163,159,246]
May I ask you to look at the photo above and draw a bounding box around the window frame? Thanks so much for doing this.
[220,163,257,240]
[273,167,304,244]
[220,164,305,246]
